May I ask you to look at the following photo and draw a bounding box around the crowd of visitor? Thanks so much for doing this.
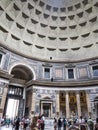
[52,116,98,130]
[0,116,31,130]
[35,114,98,130]
[0,115,98,130]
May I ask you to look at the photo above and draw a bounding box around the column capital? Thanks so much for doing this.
[76,91,80,94]
[85,90,90,94]
[66,91,69,94]
[55,90,59,94]
[32,88,37,93]
[3,84,8,88]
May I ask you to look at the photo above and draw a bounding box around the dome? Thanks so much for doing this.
[0,0,98,61]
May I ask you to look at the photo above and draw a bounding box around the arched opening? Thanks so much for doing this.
[11,65,33,81]
[4,65,34,119]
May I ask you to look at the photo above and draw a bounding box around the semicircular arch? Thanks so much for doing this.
[8,62,36,80]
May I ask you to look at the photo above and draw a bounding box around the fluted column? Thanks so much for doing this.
[1,85,8,108]
[41,102,43,115]
[56,91,60,116]
[0,84,8,117]
[31,89,36,115]
[23,87,26,116]
[76,91,81,117]
[66,91,70,119]
[51,103,52,117]
[86,91,91,115]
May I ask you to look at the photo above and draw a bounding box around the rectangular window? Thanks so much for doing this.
[44,68,50,79]
[68,69,74,79]
[93,66,98,76]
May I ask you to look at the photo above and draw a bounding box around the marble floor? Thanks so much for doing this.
[0,125,54,130]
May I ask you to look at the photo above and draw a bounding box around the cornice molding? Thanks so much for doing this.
[0,69,13,79]
[25,78,98,88]
[10,78,26,85]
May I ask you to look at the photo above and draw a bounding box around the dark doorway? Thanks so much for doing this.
[94,97,98,117]
[4,85,24,119]
[43,103,51,117]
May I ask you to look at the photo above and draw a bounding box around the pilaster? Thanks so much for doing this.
[0,84,8,117]
[31,88,36,115]
[76,91,81,117]
[56,91,60,116]
[86,91,91,116]
[66,91,70,119]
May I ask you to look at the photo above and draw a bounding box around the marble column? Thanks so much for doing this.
[41,102,43,115]
[66,91,70,119]
[22,87,26,116]
[0,84,8,117]
[31,89,36,115]
[76,91,81,117]
[1,85,8,107]
[56,91,60,116]
[51,103,52,117]
[86,91,91,116]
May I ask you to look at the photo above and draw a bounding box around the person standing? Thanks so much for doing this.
[15,117,20,130]
[5,118,10,127]
[37,115,42,130]
[53,118,57,130]
[95,117,98,130]
[78,116,86,130]
[41,114,45,130]
[87,117,94,130]
[58,117,62,130]
[62,117,67,130]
